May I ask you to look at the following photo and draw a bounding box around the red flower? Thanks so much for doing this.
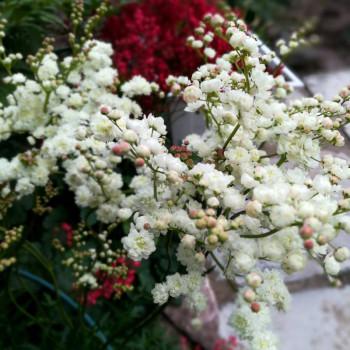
[102,0,233,90]
[83,259,140,306]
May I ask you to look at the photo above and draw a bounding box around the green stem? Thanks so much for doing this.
[276,154,287,167]
[240,228,279,239]
[23,242,74,329]
[223,123,240,150]
[209,251,238,292]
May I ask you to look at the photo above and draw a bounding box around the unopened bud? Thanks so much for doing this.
[135,158,145,167]
[317,234,328,245]
[334,247,350,262]
[195,252,206,264]
[304,239,314,250]
[181,234,196,250]
[100,106,110,115]
[243,289,256,302]
[300,226,313,239]
[207,196,220,208]
[245,272,262,288]
[207,235,218,245]
[251,301,261,313]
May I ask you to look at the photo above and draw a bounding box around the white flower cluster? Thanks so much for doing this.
[110,14,349,347]
[0,39,157,224]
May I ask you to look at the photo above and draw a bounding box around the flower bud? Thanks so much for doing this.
[183,85,201,103]
[75,126,87,141]
[181,234,196,250]
[245,272,262,288]
[334,247,350,262]
[195,218,207,229]
[282,251,306,274]
[137,144,151,158]
[195,252,206,264]
[222,112,237,125]
[207,196,220,208]
[135,158,145,167]
[251,301,261,313]
[317,234,328,245]
[246,200,262,218]
[331,279,342,288]
[207,235,218,245]
[123,130,138,143]
[218,231,228,243]
[324,254,341,276]
[189,210,197,219]
[100,106,110,115]
[303,239,313,250]
[300,226,313,239]
[108,109,122,120]
[243,289,256,302]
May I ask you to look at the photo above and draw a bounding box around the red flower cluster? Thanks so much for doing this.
[102,0,233,90]
[61,222,73,246]
[86,258,141,306]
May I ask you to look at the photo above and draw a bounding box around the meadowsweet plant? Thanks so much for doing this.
[1,3,350,350]
[118,14,348,350]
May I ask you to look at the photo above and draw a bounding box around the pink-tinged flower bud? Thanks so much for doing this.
[207,235,218,245]
[254,166,264,180]
[181,234,196,250]
[195,218,207,229]
[317,234,328,245]
[251,301,261,313]
[300,226,313,239]
[338,199,350,210]
[196,209,205,219]
[100,106,109,115]
[120,142,131,153]
[195,252,206,265]
[243,289,256,302]
[246,200,262,218]
[331,279,342,288]
[135,158,145,167]
[339,87,350,98]
[184,140,189,146]
[334,247,350,262]
[183,85,201,103]
[304,240,314,250]
[123,130,138,143]
[189,210,197,219]
[112,145,122,155]
[206,217,217,228]
[245,272,262,288]
[143,223,151,230]
[95,171,104,179]
[206,208,216,217]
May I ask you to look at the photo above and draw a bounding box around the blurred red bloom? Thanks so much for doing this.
[102,0,235,90]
